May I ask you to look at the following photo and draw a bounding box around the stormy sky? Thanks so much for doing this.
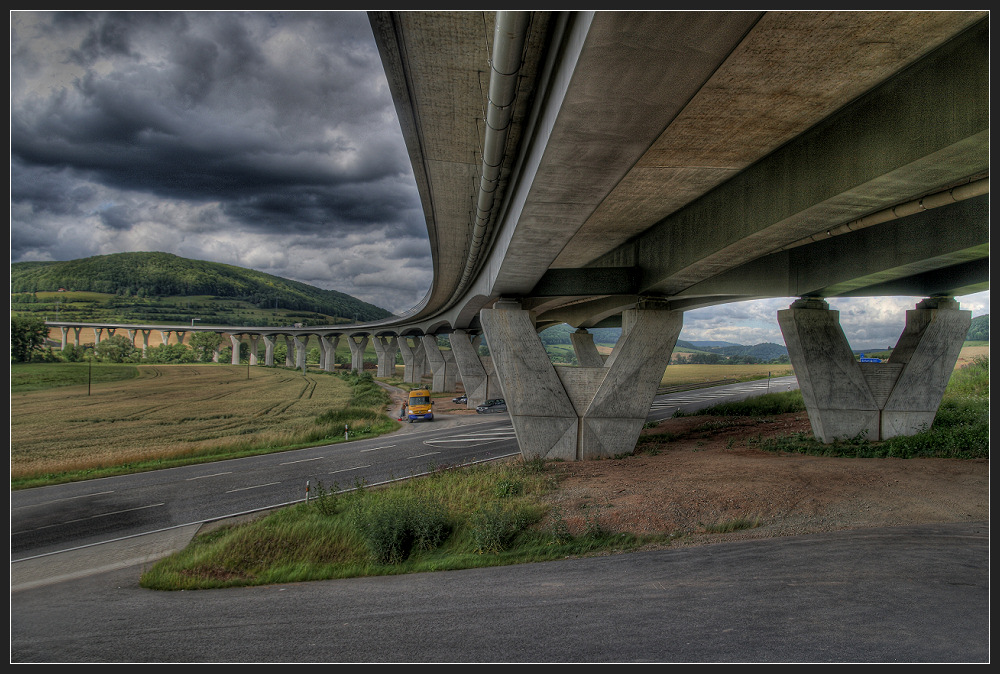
[9,11,989,348]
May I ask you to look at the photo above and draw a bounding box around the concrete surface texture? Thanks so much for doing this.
[481,300,682,460]
[778,297,971,442]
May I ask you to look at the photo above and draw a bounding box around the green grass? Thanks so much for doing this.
[140,457,668,590]
[675,356,989,461]
[673,389,806,418]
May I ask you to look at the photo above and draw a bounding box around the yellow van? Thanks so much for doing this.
[406,388,434,422]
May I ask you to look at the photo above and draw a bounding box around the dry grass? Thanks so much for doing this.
[10,365,361,479]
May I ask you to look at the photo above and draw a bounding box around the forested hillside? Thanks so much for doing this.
[967,314,989,341]
[11,252,392,325]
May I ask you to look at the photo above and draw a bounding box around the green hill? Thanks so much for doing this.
[10,252,393,327]
[967,314,988,341]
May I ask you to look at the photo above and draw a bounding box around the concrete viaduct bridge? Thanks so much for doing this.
[46,11,988,461]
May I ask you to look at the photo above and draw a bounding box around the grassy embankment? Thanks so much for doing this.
[10,364,397,489]
[138,355,987,591]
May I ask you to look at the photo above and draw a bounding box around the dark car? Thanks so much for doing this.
[476,398,507,414]
[452,394,468,404]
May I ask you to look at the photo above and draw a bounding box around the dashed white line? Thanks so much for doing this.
[226,482,282,493]
[279,456,324,465]
[10,490,115,510]
[407,451,441,459]
[14,502,166,533]
[360,445,395,453]
[329,465,371,474]
[186,472,233,480]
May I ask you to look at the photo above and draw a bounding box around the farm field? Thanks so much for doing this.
[10,364,386,484]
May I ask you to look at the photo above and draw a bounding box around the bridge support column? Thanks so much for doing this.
[570,328,605,367]
[230,335,241,365]
[93,328,104,345]
[449,331,498,407]
[777,296,971,443]
[283,336,294,367]
[348,334,369,373]
[320,335,340,372]
[422,335,456,392]
[139,330,151,358]
[59,327,68,350]
[248,335,259,365]
[72,327,81,347]
[294,335,309,371]
[262,335,276,366]
[481,299,681,461]
[398,336,428,384]
[373,336,399,377]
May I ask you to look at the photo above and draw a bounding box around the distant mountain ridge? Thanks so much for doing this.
[10,252,392,322]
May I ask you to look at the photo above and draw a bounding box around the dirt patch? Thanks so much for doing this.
[379,383,988,548]
[542,412,989,548]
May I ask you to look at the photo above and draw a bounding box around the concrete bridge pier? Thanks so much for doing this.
[777,296,971,443]
[422,335,457,392]
[480,299,681,461]
[320,335,340,372]
[283,336,294,367]
[449,330,497,407]
[373,336,399,377]
[262,335,276,366]
[348,334,369,373]
[248,335,259,365]
[230,335,242,365]
[398,336,428,384]
[570,328,606,366]
[294,335,309,371]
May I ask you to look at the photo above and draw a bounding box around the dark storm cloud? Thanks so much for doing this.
[10,10,428,313]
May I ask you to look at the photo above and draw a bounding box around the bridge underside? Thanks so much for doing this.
[47,11,989,461]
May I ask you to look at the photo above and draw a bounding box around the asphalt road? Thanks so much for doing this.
[10,521,989,663]
[12,377,800,563]
[11,415,520,560]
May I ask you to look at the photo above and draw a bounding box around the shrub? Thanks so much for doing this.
[349,492,450,564]
[469,501,530,554]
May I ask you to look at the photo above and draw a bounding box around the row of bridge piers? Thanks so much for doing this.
[52,295,971,460]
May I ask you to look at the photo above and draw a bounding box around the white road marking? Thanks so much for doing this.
[329,465,371,474]
[360,445,395,453]
[279,456,324,465]
[226,482,282,493]
[10,490,115,510]
[14,502,166,533]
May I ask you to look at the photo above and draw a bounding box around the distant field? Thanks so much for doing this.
[10,365,374,483]
[955,343,989,367]
[659,363,793,386]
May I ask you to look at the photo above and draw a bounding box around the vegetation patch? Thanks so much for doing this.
[140,457,664,590]
[10,365,396,489]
